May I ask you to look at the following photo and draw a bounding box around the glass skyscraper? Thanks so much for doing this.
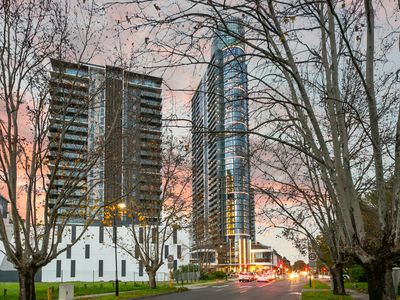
[192,19,255,271]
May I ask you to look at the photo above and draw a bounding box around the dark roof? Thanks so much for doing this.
[251,242,271,250]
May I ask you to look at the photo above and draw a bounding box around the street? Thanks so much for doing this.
[144,279,306,300]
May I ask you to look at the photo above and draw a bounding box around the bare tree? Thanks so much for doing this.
[252,141,347,294]
[106,0,400,298]
[0,1,121,299]
[113,133,191,289]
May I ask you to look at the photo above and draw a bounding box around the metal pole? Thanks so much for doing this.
[309,266,311,288]
[113,213,119,296]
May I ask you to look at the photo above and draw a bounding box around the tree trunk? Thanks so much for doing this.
[18,268,36,300]
[147,269,157,289]
[364,260,396,300]
[330,263,346,295]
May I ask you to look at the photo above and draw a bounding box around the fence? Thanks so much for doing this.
[173,271,201,283]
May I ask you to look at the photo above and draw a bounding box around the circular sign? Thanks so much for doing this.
[167,255,174,263]
[308,252,317,261]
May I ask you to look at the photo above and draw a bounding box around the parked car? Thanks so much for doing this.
[238,272,252,282]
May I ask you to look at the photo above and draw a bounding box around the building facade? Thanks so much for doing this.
[191,19,255,271]
[48,60,162,222]
[41,224,190,283]
[0,200,190,282]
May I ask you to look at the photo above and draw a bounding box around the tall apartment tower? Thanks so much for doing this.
[48,60,162,222]
[191,20,255,271]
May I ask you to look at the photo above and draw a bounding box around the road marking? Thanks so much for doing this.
[239,285,252,288]
[212,285,229,288]
[189,286,208,290]
[240,290,247,293]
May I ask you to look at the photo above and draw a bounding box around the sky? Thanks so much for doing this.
[95,0,308,263]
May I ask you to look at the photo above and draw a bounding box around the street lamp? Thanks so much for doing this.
[113,202,126,297]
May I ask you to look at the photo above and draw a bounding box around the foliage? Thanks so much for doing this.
[347,265,367,282]
[292,260,307,272]
[199,271,226,280]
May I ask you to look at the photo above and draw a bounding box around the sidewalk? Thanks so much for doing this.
[346,289,369,300]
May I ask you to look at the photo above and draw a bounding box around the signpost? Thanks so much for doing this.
[308,252,317,288]
[167,255,174,288]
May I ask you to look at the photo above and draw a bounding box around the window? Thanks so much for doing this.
[173,229,177,244]
[66,244,72,259]
[177,245,182,259]
[139,261,143,277]
[139,227,144,244]
[164,245,169,259]
[121,260,126,277]
[85,245,90,259]
[135,244,139,259]
[70,260,76,278]
[99,225,104,243]
[57,225,62,243]
[56,260,61,278]
[99,260,103,277]
[151,228,157,244]
[71,225,76,242]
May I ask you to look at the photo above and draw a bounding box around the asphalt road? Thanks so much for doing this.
[144,278,306,300]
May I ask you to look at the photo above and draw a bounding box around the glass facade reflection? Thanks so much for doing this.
[192,19,255,271]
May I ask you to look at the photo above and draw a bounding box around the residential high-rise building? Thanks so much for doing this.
[48,60,162,223]
[191,20,255,271]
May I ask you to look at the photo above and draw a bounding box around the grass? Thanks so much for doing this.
[76,286,188,300]
[302,280,330,290]
[344,281,368,293]
[302,291,353,300]
[0,281,186,300]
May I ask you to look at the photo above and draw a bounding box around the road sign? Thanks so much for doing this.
[308,252,317,261]
[309,260,317,268]
[167,255,174,269]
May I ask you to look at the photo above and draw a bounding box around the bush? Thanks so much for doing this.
[212,271,227,279]
[348,265,366,282]
[200,272,215,280]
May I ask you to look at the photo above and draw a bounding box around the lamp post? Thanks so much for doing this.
[113,203,126,297]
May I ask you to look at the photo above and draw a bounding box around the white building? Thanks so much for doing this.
[41,224,190,282]
[0,200,191,282]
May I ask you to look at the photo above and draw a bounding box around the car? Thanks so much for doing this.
[238,272,252,282]
[289,272,299,280]
[256,274,270,282]
[249,272,257,281]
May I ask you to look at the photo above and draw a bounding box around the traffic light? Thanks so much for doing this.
[304,266,309,271]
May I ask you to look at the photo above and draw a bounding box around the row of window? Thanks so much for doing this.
[56,259,139,278]
[55,258,178,278]
[59,226,179,245]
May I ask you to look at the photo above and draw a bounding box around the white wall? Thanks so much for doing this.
[41,225,190,282]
